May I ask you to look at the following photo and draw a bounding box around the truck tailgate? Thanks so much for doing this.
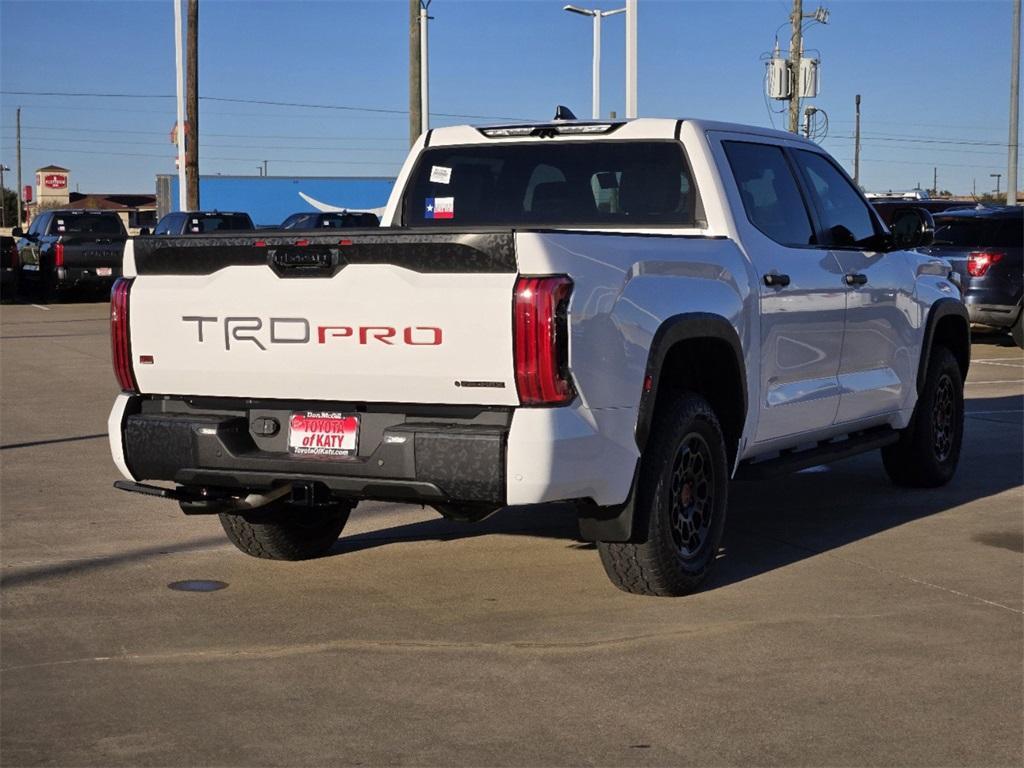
[125,232,520,405]
[61,235,126,268]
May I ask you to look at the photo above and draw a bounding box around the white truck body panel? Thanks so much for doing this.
[127,264,520,405]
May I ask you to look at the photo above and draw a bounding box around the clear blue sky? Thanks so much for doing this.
[0,0,1020,196]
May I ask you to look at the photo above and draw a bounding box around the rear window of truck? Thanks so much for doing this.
[52,213,125,235]
[188,214,254,233]
[401,141,700,228]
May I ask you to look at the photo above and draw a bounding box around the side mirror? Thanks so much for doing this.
[11,227,23,238]
[890,206,935,250]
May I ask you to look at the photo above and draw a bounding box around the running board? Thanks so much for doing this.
[734,427,899,481]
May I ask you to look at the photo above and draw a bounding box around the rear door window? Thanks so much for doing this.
[722,141,816,247]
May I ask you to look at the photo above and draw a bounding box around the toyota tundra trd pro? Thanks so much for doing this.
[108,116,969,596]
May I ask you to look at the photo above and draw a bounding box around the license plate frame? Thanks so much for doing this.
[287,411,359,458]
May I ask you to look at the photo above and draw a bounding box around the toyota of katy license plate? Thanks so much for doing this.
[288,412,359,458]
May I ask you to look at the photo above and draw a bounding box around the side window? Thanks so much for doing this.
[793,150,877,248]
[723,141,815,247]
[29,213,48,236]
[153,215,172,235]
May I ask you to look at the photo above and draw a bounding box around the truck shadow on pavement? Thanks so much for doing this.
[334,393,1024,594]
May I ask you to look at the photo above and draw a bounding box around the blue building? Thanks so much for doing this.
[157,174,396,226]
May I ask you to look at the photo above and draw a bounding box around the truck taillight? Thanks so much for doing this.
[967,251,1004,277]
[54,242,64,268]
[110,277,137,392]
[513,275,575,406]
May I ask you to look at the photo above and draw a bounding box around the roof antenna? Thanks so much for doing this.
[553,105,577,121]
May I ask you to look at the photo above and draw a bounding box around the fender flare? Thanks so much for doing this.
[917,298,970,392]
[635,312,747,451]
[578,312,746,543]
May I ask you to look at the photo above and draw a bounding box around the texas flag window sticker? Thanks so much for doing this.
[425,197,454,220]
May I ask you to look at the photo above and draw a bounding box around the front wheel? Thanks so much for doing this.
[219,499,352,561]
[597,392,729,597]
[882,345,964,487]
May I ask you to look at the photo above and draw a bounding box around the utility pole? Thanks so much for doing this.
[408,0,421,147]
[262,160,268,177]
[992,173,1002,195]
[625,0,637,118]
[173,0,187,212]
[185,0,199,210]
[854,94,861,186]
[932,167,938,197]
[0,164,8,228]
[16,107,22,227]
[788,0,803,133]
[1007,0,1020,204]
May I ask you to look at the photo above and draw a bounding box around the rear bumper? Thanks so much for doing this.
[108,393,640,508]
[110,394,507,505]
[966,297,1022,329]
[58,265,121,288]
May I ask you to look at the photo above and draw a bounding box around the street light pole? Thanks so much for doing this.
[564,5,625,120]
[420,0,431,135]
[1007,0,1020,205]
[592,11,600,119]
[625,0,637,118]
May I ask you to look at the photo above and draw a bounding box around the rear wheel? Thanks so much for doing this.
[1012,310,1023,348]
[882,345,964,487]
[219,499,352,561]
[597,392,728,597]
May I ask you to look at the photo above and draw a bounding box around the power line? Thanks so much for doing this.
[7,124,410,141]
[18,144,402,167]
[0,89,531,121]
[4,135,411,153]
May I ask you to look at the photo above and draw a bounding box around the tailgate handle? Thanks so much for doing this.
[268,246,342,278]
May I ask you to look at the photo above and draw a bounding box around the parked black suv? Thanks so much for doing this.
[922,206,1023,346]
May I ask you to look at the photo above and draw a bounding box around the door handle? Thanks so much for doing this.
[763,273,791,288]
[844,273,868,286]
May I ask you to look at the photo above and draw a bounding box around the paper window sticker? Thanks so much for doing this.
[429,165,452,184]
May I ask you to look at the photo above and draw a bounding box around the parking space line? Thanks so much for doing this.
[972,360,1024,369]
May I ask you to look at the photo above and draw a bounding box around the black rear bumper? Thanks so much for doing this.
[119,396,509,505]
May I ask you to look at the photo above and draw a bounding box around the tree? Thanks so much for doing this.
[1,186,17,228]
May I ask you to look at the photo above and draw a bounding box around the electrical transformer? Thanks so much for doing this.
[767,57,791,100]
[799,58,820,98]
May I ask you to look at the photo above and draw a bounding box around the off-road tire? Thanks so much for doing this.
[219,500,352,561]
[597,392,728,597]
[882,345,963,487]
[1011,310,1023,349]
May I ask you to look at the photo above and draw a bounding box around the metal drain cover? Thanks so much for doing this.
[167,580,228,592]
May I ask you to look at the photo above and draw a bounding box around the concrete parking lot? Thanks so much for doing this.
[1,300,1021,767]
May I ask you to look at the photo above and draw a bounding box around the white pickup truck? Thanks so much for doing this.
[108,115,969,596]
